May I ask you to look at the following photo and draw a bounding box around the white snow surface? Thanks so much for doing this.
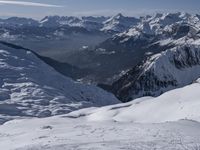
[0,43,119,123]
[2,79,200,149]
[1,117,200,150]
[69,78,200,123]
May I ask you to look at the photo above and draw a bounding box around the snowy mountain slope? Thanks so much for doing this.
[111,43,200,101]
[2,79,200,149]
[69,78,200,123]
[0,41,91,80]
[0,42,119,123]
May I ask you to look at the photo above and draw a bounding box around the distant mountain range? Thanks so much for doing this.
[0,14,139,32]
[0,14,139,62]
[1,12,200,102]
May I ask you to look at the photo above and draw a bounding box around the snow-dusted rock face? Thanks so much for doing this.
[0,43,119,123]
[127,12,200,36]
[112,44,200,101]
[99,12,200,51]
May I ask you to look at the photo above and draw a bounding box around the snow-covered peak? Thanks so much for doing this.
[102,13,140,32]
[105,12,200,49]
[104,13,125,24]
[112,13,124,19]
[118,12,200,38]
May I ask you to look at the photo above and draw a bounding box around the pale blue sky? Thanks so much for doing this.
[0,0,200,19]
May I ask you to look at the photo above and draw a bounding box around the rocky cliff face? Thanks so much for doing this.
[112,44,200,102]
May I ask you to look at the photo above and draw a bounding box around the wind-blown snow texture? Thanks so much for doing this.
[1,118,200,150]
[0,43,119,123]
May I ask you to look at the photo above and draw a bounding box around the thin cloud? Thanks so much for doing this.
[0,0,62,7]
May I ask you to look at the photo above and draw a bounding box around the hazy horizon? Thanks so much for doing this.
[0,11,199,21]
[0,0,199,19]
